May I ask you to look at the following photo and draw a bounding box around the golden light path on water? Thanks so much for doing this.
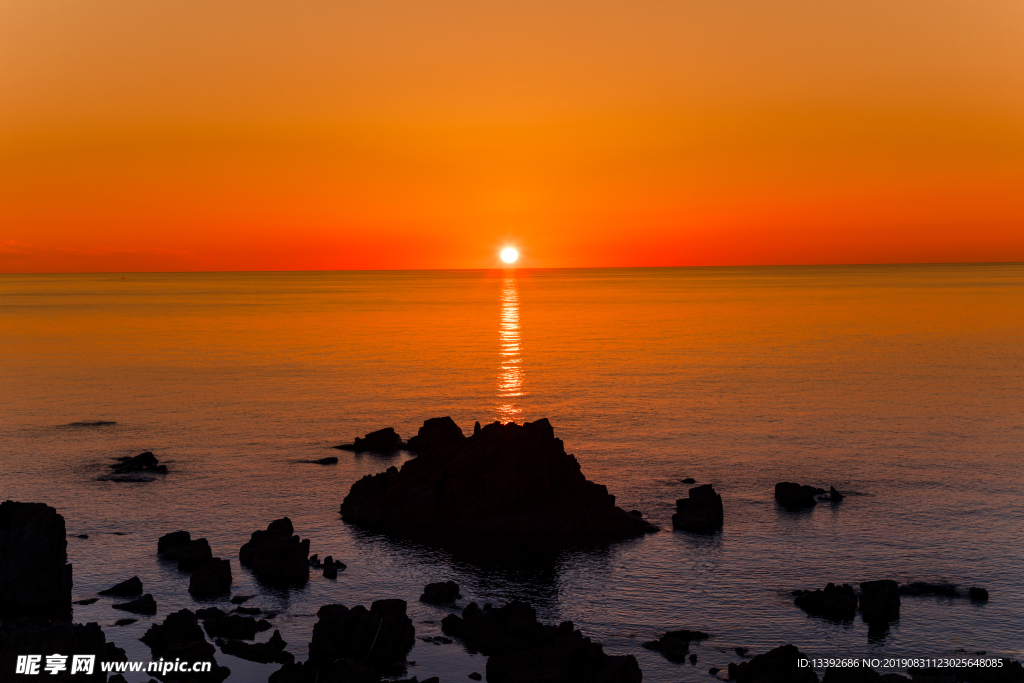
[496,275,523,422]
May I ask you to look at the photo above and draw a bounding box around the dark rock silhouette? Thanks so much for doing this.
[66,420,118,427]
[794,583,857,621]
[217,630,294,664]
[969,587,989,601]
[322,556,345,580]
[419,581,460,604]
[682,477,696,484]
[341,418,657,539]
[335,427,404,454]
[99,576,143,597]
[75,597,99,605]
[157,530,191,555]
[774,482,823,510]
[308,600,415,668]
[825,486,844,502]
[405,417,465,453]
[315,456,339,465]
[239,518,310,585]
[196,607,271,640]
[230,594,254,604]
[0,618,126,680]
[860,580,900,623]
[899,582,959,597]
[141,608,230,681]
[112,593,157,615]
[189,559,232,599]
[270,659,381,683]
[114,618,137,626]
[642,629,710,663]
[441,600,641,683]
[672,484,724,533]
[157,531,213,572]
[0,500,73,613]
[731,644,819,682]
[111,451,167,475]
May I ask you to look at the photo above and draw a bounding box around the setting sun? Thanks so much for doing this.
[501,248,519,264]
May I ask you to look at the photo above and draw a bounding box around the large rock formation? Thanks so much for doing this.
[140,609,230,682]
[441,600,642,683]
[672,484,723,533]
[405,417,465,453]
[0,500,73,613]
[0,618,126,682]
[239,518,310,585]
[340,418,657,539]
[335,428,404,454]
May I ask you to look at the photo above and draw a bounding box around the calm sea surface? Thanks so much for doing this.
[1,265,1022,682]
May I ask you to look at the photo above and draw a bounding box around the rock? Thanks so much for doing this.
[308,600,415,669]
[112,593,157,615]
[860,580,900,622]
[420,581,460,604]
[672,484,724,533]
[98,576,143,597]
[141,609,230,681]
[341,418,658,539]
[309,554,320,567]
[335,427,404,454]
[196,607,272,640]
[189,558,232,599]
[0,500,73,613]
[157,530,192,555]
[474,421,482,435]
[405,417,465,453]
[732,644,819,682]
[158,531,213,572]
[324,564,338,580]
[469,673,482,681]
[230,594,254,604]
[690,653,698,664]
[969,587,989,601]
[75,597,99,605]
[232,606,262,615]
[442,600,641,683]
[269,658,382,683]
[322,556,346,579]
[114,618,137,626]
[710,667,720,675]
[794,583,857,621]
[76,534,89,539]
[774,483,822,510]
[239,518,310,585]
[315,457,339,465]
[827,486,844,502]
[0,618,126,679]
[642,629,710,663]
[899,582,959,597]
[219,629,294,664]
[682,477,696,484]
[111,451,168,474]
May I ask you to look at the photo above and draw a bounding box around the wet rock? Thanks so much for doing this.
[826,486,844,502]
[0,500,73,613]
[112,593,157,615]
[111,451,168,475]
[732,644,819,682]
[690,653,698,664]
[405,417,465,453]
[335,427,404,454]
[469,673,482,681]
[341,418,658,539]
[99,576,143,597]
[642,629,710,663]
[969,587,989,601]
[196,607,271,640]
[794,583,858,621]
[672,484,724,534]
[0,618,126,680]
[710,667,720,675]
[189,558,232,599]
[239,518,310,585]
[157,530,191,555]
[308,600,415,669]
[322,556,346,580]
[774,483,823,510]
[899,582,959,597]
[219,629,294,664]
[682,477,696,484]
[315,456,339,465]
[419,580,460,604]
[860,580,900,623]
[76,534,89,539]
[158,531,213,572]
[442,600,641,683]
[232,606,262,616]
[114,618,137,626]
[230,594,254,604]
[141,609,230,681]
[75,597,99,605]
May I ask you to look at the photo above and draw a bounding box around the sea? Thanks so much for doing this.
[1,264,1022,682]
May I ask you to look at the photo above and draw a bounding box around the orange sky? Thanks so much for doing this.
[2,0,1023,272]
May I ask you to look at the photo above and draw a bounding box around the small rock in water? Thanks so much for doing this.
[230,594,254,604]
[239,517,310,585]
[709,667,720,675]
[99,576,143,597]
[75,597,99,605]
[775,482,822,510]
[420,580,460,604]
[735,647,749,656]
[112,594,157,615]
[969,586,989,601]
[110,451,168,475]
[682,477,696,484]
[334,426,404,453]
[113,618,137,626]
[860,580,901,622]
[794,583,857,621]
[643,629,710,663]
[76,534,89,539]
[672,484,724,534]
[232,606,261,616]
[314,456,338,465]
[690,653,697,664]
[469,673,482,681]
[899,581,959,597]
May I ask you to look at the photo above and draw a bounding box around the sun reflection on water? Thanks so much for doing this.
[496,276,524,422]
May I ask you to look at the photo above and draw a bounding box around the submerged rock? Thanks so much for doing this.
[419,581,460,604]
[99,576,143,597]
[340,418,657,539]
[189,559,232,599]
[672,484,724,534]
[218,630,294,664]
[141,609,230,681]
[860,580,900,623]
[157,531,213,572]
[774,482,823,510]
[112,593,157,615]
[335,427,404,454]
[0,500,73,613]
[642,629,710,663]
[899,582,959,597]
[314,456,339,465]
[969,587,989,601]
[794,583,857,621]
[732,644,819,683]
[239,518,310,585]
[111,451,168,475]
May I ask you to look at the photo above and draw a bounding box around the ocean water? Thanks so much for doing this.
[1,264,1022,682]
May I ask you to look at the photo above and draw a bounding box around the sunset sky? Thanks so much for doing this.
[2,0,1022,272]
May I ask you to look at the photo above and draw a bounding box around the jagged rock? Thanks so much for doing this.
[774,483,823,510]
[900,582,959,597]
[419,581,460,604]
[189,559,232,599]
[141,609,230,681]
[341,419,657,539]
[157,530,191,555]
[441,600,640,683]
[335,427,404,454]
[642,629,710,663]
[308,600,415,668]
[99,576,143,596]
[158,531,213,572]
[732,644,819,682]
[672,484,724,533]
[0,500,73,613]
[860,580,900,622]
[969,587,989,601]
[219,630,294,664]
[239,518,310,585]
[321,556,346,580]
[0,618,126,680]
[112,593,157,615]
[405,417,466,453]
[111,451,168,474]
[196,607,271,640]
[826,486,844,502]
[794,583,857,621]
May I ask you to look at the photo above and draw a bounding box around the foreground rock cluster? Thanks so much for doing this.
[0,500,73,614]
[340,418,657,539]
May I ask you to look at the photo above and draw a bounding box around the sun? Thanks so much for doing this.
[500,247,519,264]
